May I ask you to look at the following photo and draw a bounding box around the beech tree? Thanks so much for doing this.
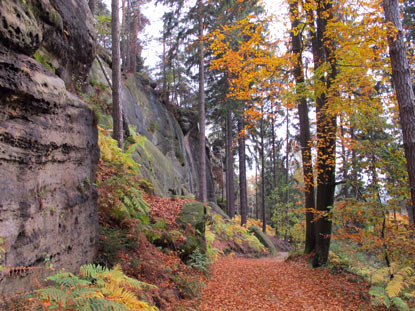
[383,0,415,226]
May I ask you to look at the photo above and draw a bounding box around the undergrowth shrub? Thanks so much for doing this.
[97,129,150,224]
[96,227,137,268]
[187,249,210,273]
[369,262,415,311]
[36,264,158,311]
[207,214,267,255]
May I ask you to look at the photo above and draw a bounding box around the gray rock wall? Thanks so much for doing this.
[89,59,216,201]
[0,0,99,294]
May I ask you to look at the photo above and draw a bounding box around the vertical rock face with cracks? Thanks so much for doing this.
[0,0,99,294]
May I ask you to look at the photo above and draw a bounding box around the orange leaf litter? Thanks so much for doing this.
[198,256,385,311]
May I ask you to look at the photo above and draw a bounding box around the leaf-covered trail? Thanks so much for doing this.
[198,256,381,311]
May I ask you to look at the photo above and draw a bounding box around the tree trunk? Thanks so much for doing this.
[112,0,123,149]
[289,0,316,254]
[285,106,289,204]
[198,0,207,204]
[255,148,259,220]
[121,0,126,70]
[238,114,248,226]
[383,0,415,226]
[271,102,277,188]
[226,109,235,218]
[88,0,95,15]
[260,107,266,233]
[305,0,337,267]
[129,12,138,73]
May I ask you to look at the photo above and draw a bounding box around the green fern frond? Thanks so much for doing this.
[36,287,68,305]
[46,272,91,288]
[391,296,410,311]
[80,264,109,279]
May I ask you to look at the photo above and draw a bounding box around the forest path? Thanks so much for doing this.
[197,256,380,311]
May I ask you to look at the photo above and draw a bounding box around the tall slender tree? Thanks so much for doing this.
[198,0,208,204]
[226,109,235,217]
[288,0,316,254]
[238,112,248,226]
[112,0,123,149]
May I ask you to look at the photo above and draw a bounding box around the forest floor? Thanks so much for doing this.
[186,255,386,311]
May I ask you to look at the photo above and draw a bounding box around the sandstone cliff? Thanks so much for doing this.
[0,0,99,293]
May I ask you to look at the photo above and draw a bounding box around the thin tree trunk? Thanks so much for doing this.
[226,109,235,218]
[271,102,277,188]
[383,0,415,226]
[255,147,259,220]
[198,0,207,204]
[121,0,126,70]
[238,114,248,226]
[339,116,348,198]
[285,106,289,204]
[290,0,316,254]
[261,106,266,233]
[112,0,123,149]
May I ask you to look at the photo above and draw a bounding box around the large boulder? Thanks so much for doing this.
[0,0,98,294]
[248,226,278,256]
[176,202,207,262]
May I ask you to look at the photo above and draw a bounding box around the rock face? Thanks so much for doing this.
[89,58,216,201]
[249,226,278,256]
[0,0,99,294]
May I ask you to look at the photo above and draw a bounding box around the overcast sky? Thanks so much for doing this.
[102,0,287,71]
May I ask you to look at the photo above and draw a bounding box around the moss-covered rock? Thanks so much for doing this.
[176,202,207,262]
[208,201,229,220]
[248,226,278,256]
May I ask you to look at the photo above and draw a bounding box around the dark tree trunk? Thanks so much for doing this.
[198,0,207,204]
[305,0,337,267]
[226,109,235,218]
[289,0,316,254]
[271,102,277,188]
[112,0,123,149]
[88,0,95,15]
[314,0,337,267]
[238,114,248,226]
[260,107,266,233]
[383,0,415,226]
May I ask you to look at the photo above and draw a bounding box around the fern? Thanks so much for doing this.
[37,264,158,311]
[386,274,405,298]
[46,272,91,288]
[390,297,409,311]
[370,263,415,310]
